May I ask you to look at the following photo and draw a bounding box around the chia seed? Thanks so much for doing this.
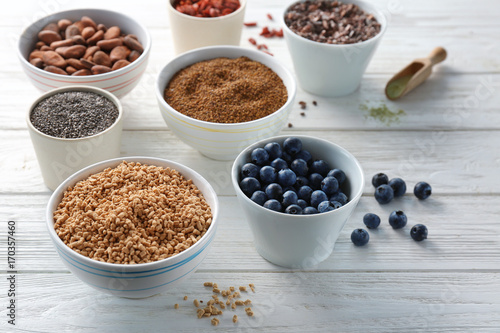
[30,91,119,139]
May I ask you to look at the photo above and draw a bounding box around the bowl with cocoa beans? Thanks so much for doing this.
[17,8,151,98]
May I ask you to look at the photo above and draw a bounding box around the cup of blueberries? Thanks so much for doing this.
[231,135,364,268]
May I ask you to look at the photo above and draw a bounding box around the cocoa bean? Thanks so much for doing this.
[65,24,81,39]
[128,50,141,62]
[42,51,67,68]
[50,39,74,49]
[110,46,130,62]
[123,35,144,53]
[79,58,95,69]
[35,41,46,49]
[38,30,61,45]
[71,35,86,45]
[44,65,67,75]
[86,30,104,45]
[91,65,112,75]
[93,51,112,67]
[81,16,97,29]
[42,22,59,33]
[97,23,107,32]
[62,45,86,59]
[66,66,77,74]
[30,58,44,69]
[73,21,85,32]
[57,19,72,31]
[104,26,121,40]
[111,59,130,71]
[40,45,52,51]
[66,58,87,70]
[29,50,45,61]
[81,26,96,39]
[54,46,70,56]
[83,45,100,59]
[72,69,92,76]
[97,38,122,51]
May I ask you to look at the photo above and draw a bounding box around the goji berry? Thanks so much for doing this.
[173,0,240,17]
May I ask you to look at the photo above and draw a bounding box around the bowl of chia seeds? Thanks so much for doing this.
[26,85,123,190]
[155,45,297,161]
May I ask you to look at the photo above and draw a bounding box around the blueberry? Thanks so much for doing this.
[283,137,302,155]
[240,177,261,197]
[270,158,288,171]
[282,190,298,207]
[281,151,293,164]
[250,191,267,206]
[259,166,277,184]
[251,148,269,166]
[303,206,318,214]
[351,229,369,246]
[241,163,260,179]
[282,186,297,193]
[329,200,342,209]
[410,224,428,241]
[363,213,381,229]
[263,199,282,212]
[295,176,309,188]
[264,142,282,160]
[265,183,283,201]
[321,176,339,195]
[329,192,348,205]
[414,181,432,200]
[297,199,307,209]
[298,185,313,202]
[374,184,394,204]
[388,177,406,197]
[372,172,389,188]
[285,204,303,214]
[290,158,308,176]
[310,190,328,208]
[308,173,324,190]
[388,210,407,229]
[310,160,330,177]
[327,169,346,185]
[294,150,312,165]
[278,168,297,187]
[317,200,341,213]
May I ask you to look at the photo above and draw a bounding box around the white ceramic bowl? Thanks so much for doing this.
[231,135,364,269]
[155,45,297,161]
[167,0,246,54]
[27,85,123,191]
[17,8,151,98]
[282,0,386,97]
[46,157,219,298]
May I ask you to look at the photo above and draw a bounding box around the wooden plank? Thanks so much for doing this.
[2,194,499,272]
[0,272,499,332]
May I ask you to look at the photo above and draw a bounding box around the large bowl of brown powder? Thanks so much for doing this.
[155,45,297,161]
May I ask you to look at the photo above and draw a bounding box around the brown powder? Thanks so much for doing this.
[163,56,288,123]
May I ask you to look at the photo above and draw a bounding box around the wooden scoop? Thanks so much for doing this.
[385,47,447,100]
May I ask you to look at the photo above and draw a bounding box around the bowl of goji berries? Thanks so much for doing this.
[167,0,247,54]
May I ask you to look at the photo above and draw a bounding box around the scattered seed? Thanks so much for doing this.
[244,22,257,27]
[213,288,221,294]
[312,100,317,106]
[299,101,307,109]
[235,300,244,306]
[300,112,305,117]
[288,123,293,128]
[239,286,247,292]
[204,282,213,287]
[267,13,273,20]
[174,303,179,309]
[194,299,200,307]
[211,318,220,326]
[183,296,188,301]
[233,315,238,323]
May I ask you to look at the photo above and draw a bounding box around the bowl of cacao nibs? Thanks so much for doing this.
[46,156,219,298]
[282,0,387,96]
[17,8,151,98]
[231,135,364,268]
[155,45,297,161]
[167,0,247,54]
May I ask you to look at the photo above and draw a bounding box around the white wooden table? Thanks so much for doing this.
[2,0,500,331]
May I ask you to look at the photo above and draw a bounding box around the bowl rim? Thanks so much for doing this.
[17,8,152,80]
[155,45,297,128]
[26,85,123,141]
[46,156,219,270]
[167,0,247,21]
[231,134,365,219]
[281,0,387,48]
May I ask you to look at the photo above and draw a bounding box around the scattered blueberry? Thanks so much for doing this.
[264,142,282,160]
[310,190,328,208]
[241,163,260,178]
[374,184,394,204]
[329,192,348,205]
[278,168,297,187]
[290,158,308,176]
[388,177,406,197]
[250,191,267,206]
[270,158,288,171]
[297,199,307,209]
[308,173,324,190]
[283,137,302,155]
[240,177,261,197]
[303,206,318,214]
[285,204,303,214]
[372,173,389,188]
[414,181,432,200]
[251,148,269,166]
[310,160,330,177]
[259,166,277,184]
[410,224,428,241]
[351,229,369,246]
[321,176,339,195]
[363,213,381,229]
[328,169,346,185]
[265,183,283,201]
[294,150,312,165]
[282,190,298,207]
[298,185,313,202]
[263,199,282,212]
[388,210,407,229]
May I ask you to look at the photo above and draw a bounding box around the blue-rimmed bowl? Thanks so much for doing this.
[46,156,219,298]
